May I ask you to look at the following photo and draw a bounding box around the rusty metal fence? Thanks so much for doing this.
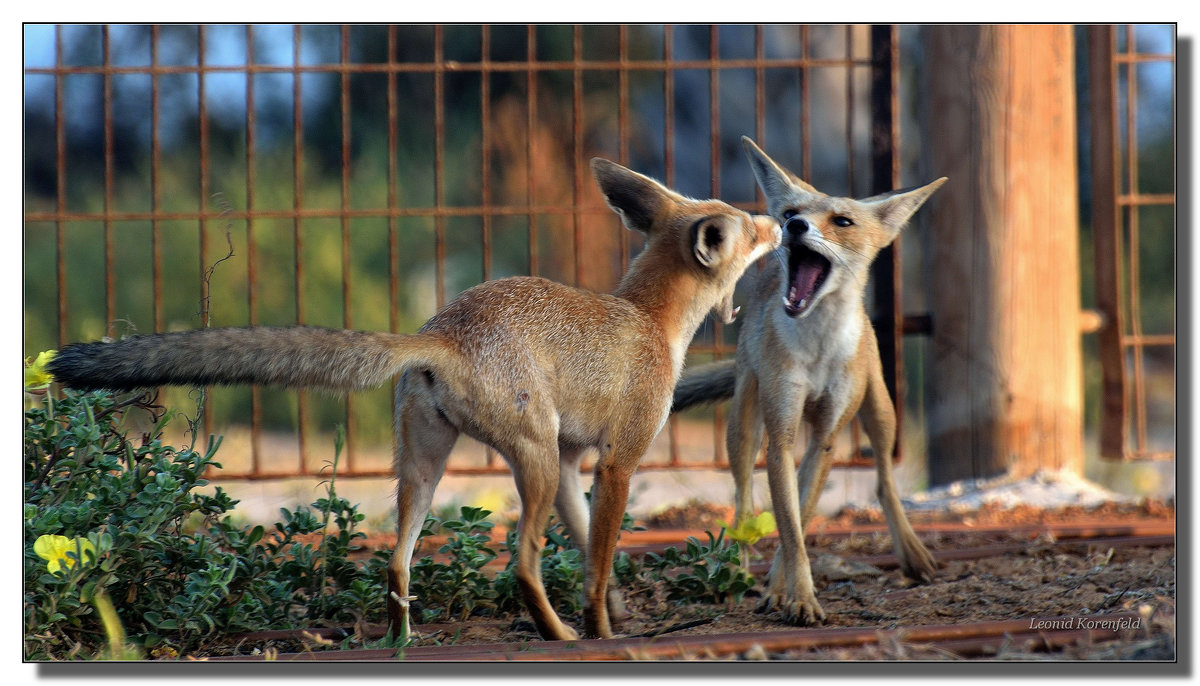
[24,24,903,479]
[1087,25,1176,462]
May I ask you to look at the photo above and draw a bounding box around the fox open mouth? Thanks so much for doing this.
[783,243,832,317]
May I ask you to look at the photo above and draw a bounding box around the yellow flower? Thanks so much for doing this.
[24,350,57,390]
[473,488,511,517]
[33,534,95,575]
[719,511,777,546]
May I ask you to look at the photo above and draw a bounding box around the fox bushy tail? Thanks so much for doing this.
[48,326,455,393]
[670,359,738,413]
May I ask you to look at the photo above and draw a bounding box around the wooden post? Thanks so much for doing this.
[870,25,903,457]
[922,25,1084,485]
[1086,25,1128,461]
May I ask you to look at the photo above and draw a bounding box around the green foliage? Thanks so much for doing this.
[23,389,384,660]
[24,388,759,659]
[643,529,755,606]
[408,506,498,623]
[612,550,645,589]
[413,509,755,623]
[493,520,584,617]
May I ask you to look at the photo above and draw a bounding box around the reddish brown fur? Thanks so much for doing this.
[50,159,780,643]
[385,160,780,641]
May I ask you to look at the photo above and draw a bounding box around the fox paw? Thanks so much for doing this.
[898,541,937,584]
[554,624,581,641]
[756,592,826,626]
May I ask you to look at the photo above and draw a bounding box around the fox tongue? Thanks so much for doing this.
[791,261,823,301]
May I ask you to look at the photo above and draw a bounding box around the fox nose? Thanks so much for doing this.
[784,216,810,235]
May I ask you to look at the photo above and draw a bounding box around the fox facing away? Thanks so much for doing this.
[673,137,946,626]
[49,158,782,642]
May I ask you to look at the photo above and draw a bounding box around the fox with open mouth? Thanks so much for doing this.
[674,136,946,625]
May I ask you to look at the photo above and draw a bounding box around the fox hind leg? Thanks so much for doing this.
[796,399,857,535]
[387,384,459,642]
[726,368,764,568]
[556,445,629,623]
[511,438,580,641]
[727,369,764,527]
[859,355,936,583]
[794,432,836,537]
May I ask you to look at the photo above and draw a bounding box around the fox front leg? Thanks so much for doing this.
[581,458,637,638]
[759,442,827,626]
[757,387,826,626]
[555,446,631,624]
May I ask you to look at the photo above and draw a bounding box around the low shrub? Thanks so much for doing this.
[643,529,755,605]
[24,385,758,658]
[23,389,383,659]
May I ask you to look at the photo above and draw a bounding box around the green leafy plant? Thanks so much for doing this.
[643,529,755,605]
[493,519,583,617]
[24,388,240,657]
[413,503,755,627]
[24,384,759,659]
[23,387,385,659]
[408,506,499,623]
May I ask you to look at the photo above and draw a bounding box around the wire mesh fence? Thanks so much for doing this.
[1087,24,1176,462]
[24,24,923,479]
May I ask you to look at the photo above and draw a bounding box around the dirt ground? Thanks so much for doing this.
[392,500,1176,661]
[227,500,1174,661]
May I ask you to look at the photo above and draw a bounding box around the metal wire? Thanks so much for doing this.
[1090,24,1176,461]
[29,24,903,480]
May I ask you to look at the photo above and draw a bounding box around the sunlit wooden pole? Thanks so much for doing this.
[922,25,1084,485]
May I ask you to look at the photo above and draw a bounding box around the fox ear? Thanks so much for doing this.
[691,217,733,269]
[591,158,677,233]
[741,136,821,203]
[867,177,948,229]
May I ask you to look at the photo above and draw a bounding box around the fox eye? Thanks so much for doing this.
[833,216,854,227]
[781,209,798,221]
